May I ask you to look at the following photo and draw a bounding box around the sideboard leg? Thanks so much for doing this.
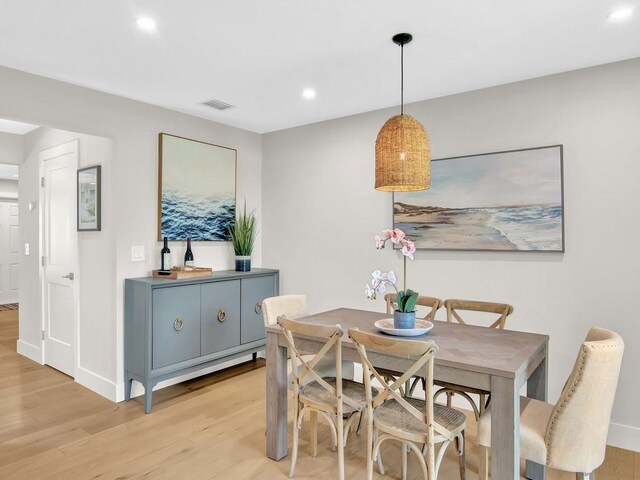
[124,375,132,401]
[253,352,258,362]
[144,382,154,414]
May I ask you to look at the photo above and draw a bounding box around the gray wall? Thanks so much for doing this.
[0,65,263,401]
[0,131,23,165]
[262,58,640,450]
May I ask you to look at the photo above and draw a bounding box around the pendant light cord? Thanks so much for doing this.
[400,42,404,115]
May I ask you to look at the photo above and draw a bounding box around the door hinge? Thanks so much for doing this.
[41,256,45,266]
[41,177,45,187]
[41,330,45,340]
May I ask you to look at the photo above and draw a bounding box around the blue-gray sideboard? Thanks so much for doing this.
[124,268,279,413]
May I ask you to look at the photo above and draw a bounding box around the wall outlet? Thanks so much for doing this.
[24,243,30,255]
[131,246,145,262]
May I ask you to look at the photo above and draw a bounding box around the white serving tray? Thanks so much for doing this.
[375,318,434,337]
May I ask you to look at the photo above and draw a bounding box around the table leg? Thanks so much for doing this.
[266,330,288,460]
[491,375,519,479]
[526,348,548,480]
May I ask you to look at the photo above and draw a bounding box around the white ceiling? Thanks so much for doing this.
[0,1,638,133]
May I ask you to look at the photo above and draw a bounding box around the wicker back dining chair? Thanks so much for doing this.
[477,327,624,480]
[349,328,466,480]
[278,317,371,480]
[262,295,354,383]
[434,299,514,420]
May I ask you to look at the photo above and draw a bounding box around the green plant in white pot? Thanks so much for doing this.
[228,202,256,272]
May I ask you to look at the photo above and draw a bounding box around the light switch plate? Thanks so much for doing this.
[131,246,145,262]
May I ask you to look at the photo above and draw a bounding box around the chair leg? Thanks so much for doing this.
[479,446,489,480]
[309,411,318,457]
[366,416,374,480]
[576,473,596,480]
[455,432,466,480]
[336,412,345,480]
[374,429,385,475]
[402,442,408,480]
[289,410,300,478]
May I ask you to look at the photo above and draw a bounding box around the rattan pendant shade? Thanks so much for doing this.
[375,114,430,191]
[375,33,431,192]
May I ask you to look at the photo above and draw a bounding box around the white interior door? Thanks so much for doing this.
[41,140,78,377]
[0,200,20,304]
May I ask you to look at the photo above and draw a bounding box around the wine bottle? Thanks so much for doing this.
[184,237,194,268]
[161,237,172,271]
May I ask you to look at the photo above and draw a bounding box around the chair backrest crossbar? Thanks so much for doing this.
[444,299,513,329]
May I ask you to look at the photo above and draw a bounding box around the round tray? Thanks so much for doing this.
[375,318,434,337]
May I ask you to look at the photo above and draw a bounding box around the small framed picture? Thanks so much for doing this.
[77,165,101,231]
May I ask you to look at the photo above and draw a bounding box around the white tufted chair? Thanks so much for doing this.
[477,327,624,480]
[262,294,354,385]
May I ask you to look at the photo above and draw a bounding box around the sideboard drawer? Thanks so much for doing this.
[152,286,201,369]
[241,276,275,344]
[201,280,241,356]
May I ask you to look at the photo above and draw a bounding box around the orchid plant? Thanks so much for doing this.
[365,228,418,313]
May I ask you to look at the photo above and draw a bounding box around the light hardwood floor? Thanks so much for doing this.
[1,309,637,479]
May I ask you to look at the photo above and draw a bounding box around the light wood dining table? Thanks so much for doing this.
[265,308,549,480]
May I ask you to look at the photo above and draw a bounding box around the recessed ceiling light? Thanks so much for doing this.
[136,17,157,33]
[607,6,635,22]
[302,88,316,100]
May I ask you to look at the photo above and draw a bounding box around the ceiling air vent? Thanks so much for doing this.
[200,98,234,111]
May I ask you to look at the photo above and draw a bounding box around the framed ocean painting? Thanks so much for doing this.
[393,145,564,252]
[158,133,236,241]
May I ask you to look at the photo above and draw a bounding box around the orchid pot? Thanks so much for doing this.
[393,310,416,329]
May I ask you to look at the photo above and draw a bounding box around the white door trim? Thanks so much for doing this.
[39,139,80,378]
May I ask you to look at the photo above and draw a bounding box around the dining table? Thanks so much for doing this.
[265,308,549,480]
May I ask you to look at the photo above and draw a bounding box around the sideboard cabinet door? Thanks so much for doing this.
[152,285,201,369]
[201,280,241,356]
[241,276,275,344]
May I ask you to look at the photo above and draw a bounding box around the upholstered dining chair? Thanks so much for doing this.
[262,294,355,383]
[433,299,514,420]
[278,317,373,480]
[349,328,467,480]
[477,327,624,480]
[380,294,443,397]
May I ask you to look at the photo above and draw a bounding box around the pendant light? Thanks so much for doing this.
[375,33,430,192]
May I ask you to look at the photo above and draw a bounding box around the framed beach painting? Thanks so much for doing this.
[77,165,101,231]
[393,145,564,252]
[158,133,236,241]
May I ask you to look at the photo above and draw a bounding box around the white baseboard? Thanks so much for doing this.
[608,422,640,452]
[16,339,42,363]
[75,366,118,402]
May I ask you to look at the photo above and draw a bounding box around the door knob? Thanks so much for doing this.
[61,273,75,280]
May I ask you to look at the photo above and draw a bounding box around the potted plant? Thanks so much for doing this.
[228,202,256,272]
[365,228,419,329]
